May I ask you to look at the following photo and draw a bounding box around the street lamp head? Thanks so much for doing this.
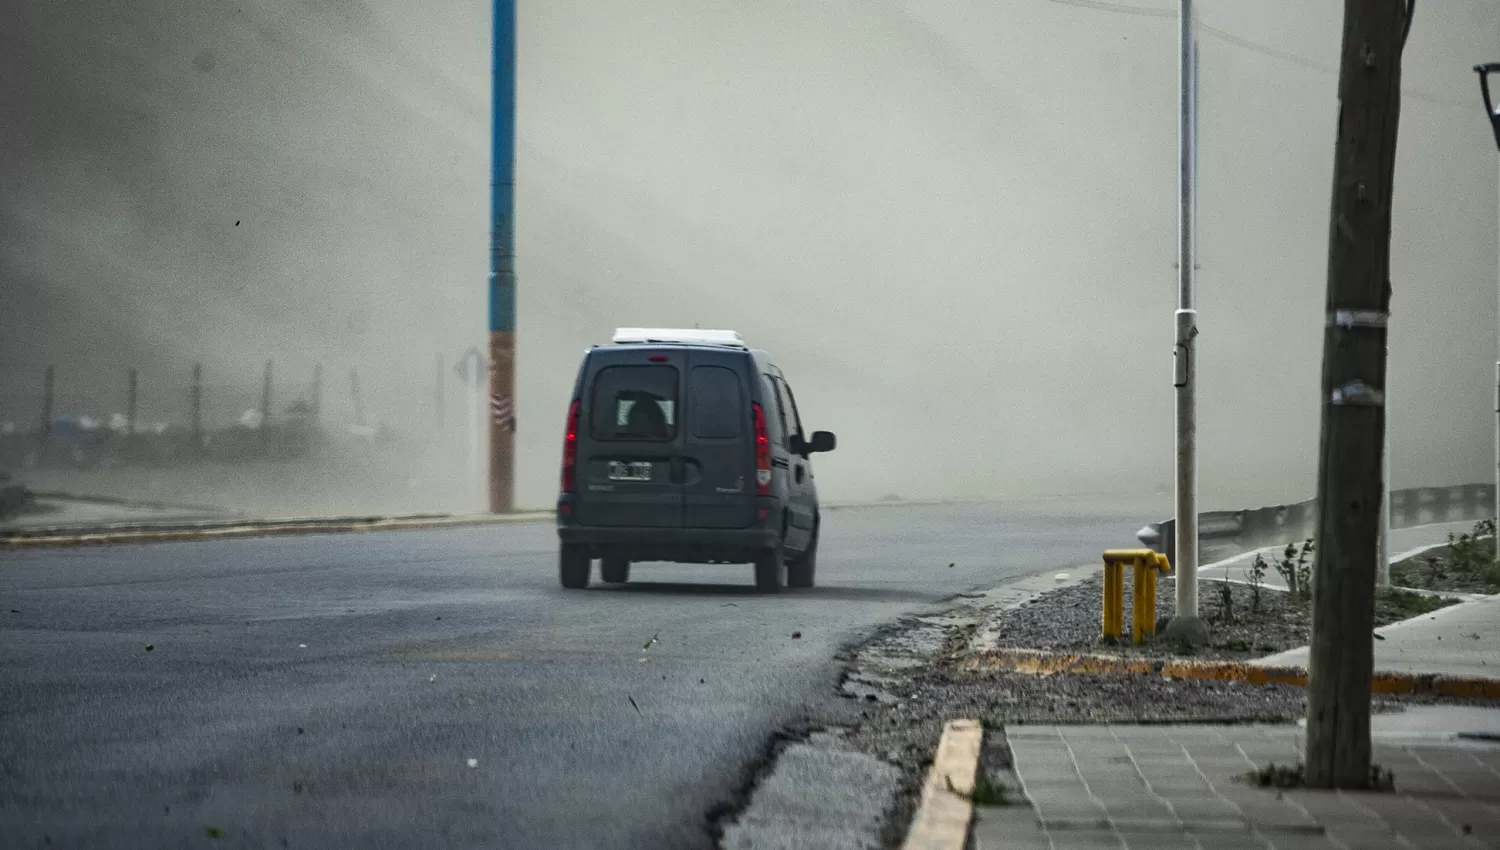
[1476,63,1500,150]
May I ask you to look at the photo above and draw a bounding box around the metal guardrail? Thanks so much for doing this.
[1136,482,1495,557]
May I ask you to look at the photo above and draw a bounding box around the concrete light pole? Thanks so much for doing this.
[1475,63,1500,528]
[1164,0,1208,644]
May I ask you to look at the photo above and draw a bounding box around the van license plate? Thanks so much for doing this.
[608,461,653,482]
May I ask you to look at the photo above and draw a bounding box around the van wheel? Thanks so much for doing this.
[559,545,590,589]
[788,527,818,588]
[600,556,630,584]
[754,542,785,593]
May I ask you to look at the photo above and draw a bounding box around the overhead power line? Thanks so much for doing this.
[1044,0,1469,111]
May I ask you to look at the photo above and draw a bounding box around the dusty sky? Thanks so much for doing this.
[1,0,1496,512]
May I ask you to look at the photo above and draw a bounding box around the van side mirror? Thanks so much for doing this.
[807,431,836,454]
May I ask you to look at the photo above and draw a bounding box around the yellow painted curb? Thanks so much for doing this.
[1,513,552,550]
[901,718,982,850]
[964,648,1500,700]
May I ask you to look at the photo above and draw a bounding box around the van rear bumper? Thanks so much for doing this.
[556,524,780,563]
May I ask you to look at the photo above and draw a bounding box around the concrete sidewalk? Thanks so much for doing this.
[1254,592,1500,681]
[960,524,1500,849]
[974,718,1500,849]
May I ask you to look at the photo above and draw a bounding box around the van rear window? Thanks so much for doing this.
[689,366,744,439]
[590,366,678,441]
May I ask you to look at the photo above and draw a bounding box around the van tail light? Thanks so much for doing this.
[561,400,581,493]
[752,402,772,495]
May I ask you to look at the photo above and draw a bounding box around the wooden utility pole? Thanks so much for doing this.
[1304,0,1412,790]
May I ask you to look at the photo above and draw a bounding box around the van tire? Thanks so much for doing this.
[600,556,630,584]
[754,542,785,593]
[788,526,817,588]
[559,545,590,589]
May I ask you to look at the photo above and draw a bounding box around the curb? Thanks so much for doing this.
[901,718,982,850]
[25,490,232,514]
[1,512,554,550]
[0,496,997,550]
[962,648,1500,700]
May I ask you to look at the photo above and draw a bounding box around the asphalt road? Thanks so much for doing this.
[0,502,1147,849]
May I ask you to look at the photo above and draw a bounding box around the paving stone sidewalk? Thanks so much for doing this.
[973,724,1500,849]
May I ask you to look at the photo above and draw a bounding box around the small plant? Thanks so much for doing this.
[1446,519,1497,579]
[1241,761,1394,791]
[1275,540,1314,601]
[1425,556,1446,588]
[1243,761,1304,788]
[947,775,1011,806]
[1215,580,1235,624]
[1244,554,1268,613]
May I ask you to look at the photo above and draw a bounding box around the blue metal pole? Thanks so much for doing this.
[488,0,518,512]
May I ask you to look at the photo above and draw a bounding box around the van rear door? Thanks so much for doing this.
[683,349,755,529]
[573,350,686,528]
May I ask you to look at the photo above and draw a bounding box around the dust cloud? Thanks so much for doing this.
[1,0,1496,516]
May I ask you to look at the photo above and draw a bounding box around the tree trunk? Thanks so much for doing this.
[1303,0,1411,789]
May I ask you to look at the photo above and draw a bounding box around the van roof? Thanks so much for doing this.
[610,328,748,349]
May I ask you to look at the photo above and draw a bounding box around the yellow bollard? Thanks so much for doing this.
[1132,552,1172,644]
[1133,559,1152,644]
[1102,560,1124,639]
[1103,550,1173,644]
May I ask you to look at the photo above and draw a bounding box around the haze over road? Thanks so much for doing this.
[0,502,1144,849]
[4,1,1495,514]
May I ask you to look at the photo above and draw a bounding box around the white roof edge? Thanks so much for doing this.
[610,327,748,348]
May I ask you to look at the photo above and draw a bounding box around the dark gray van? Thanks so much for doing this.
[555,328,835,592]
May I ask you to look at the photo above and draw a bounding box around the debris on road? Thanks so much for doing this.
[628,696,641,715]
[642,633,659,650]
[466,758,478,768]
[791,632,801,639]
[144,644,153,652]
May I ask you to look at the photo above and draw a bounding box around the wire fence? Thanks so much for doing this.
[0,357,479,472]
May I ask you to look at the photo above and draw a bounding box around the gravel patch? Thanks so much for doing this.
[981,574,1465,661]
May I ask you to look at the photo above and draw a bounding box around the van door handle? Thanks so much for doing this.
[795,465,805,483]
